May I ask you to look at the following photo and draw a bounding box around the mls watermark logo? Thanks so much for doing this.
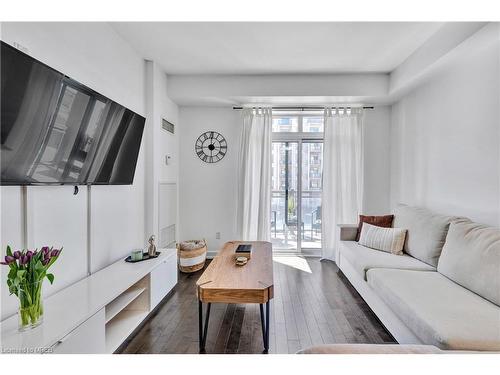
[1,346,53,354]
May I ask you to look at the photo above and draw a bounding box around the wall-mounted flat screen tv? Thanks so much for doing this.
[1,41,146,185]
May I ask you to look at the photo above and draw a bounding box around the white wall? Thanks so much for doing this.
[144,61,179,248]
[363,107,391,215]
[390,23,500,226]
[389,22,486,96]
[178,108,240,254]
[0,23,178,320]
[178,106,391,254]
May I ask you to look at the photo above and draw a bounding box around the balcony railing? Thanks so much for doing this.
[271,190,322,249]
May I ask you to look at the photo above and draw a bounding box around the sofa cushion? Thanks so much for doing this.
[438,221,500,306]
[358,223,407,255]
[367,268,500,351]
[393,204,468,267]
[339,241,435,280]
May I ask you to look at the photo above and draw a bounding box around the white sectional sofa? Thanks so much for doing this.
[337,204,500,351]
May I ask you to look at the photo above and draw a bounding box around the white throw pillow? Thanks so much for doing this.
[358,223,407,255]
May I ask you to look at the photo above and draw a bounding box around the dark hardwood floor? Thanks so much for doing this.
[118,257,395,354]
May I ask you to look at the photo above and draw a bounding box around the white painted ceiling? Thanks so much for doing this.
[111,22,443,75]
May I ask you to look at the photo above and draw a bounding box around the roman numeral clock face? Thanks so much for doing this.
[195,131,227,163]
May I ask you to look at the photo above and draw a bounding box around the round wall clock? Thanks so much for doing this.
[195,131,227,163]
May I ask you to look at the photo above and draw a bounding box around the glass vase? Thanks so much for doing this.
[18,280,44,331]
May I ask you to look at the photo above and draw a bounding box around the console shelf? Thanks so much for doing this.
[105,287,147,323]
[0,248,178,354]
[105,309,149,353]
[104,274,151,353]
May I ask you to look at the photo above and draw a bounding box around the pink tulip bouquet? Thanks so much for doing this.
[2,245,62,331]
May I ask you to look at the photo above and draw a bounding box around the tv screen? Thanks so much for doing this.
[1,41,146,185]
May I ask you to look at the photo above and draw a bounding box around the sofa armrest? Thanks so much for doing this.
[337,224,358,241]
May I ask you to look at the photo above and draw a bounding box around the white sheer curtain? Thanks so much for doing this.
[321,107,364,260]
[237,108,272,241]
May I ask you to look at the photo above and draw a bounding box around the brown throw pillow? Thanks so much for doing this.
[356,214,394,241]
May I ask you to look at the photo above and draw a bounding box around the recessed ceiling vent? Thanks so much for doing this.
[162,118,175,134]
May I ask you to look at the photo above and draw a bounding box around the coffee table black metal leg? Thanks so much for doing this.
[198,301,203,349]
[259,304,266,343]
[259,301,270,353]
[203,303,211,348]
[198,301,211,353]
[265,301,270,352]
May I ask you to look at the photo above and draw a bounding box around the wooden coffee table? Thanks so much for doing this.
[196,241,273,353]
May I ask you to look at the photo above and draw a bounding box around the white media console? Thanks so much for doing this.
[0,248,177,354]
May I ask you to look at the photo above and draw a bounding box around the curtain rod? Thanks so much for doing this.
[232,106,374,111]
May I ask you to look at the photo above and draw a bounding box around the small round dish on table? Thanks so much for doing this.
[235,256,248,266]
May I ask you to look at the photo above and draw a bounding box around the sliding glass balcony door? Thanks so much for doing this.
[300,141,323,250]
[271,142,299,251]
[271,115,323,253]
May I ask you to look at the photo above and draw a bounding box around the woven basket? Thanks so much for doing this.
[177,239,207,273]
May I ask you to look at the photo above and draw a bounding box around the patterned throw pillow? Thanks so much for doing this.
[358,223,407,255]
